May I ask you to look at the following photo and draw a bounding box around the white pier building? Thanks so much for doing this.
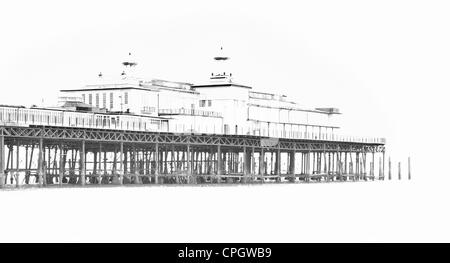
[56,49,356,142]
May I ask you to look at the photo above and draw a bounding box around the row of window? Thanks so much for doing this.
[0,107,167,132]
[199,100,212,107]
[81,92,129,109]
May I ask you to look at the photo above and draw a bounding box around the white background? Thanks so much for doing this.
[0,0,449,242]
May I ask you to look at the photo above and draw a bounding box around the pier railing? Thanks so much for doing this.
[0,106,385,144]
[159,108,222,118]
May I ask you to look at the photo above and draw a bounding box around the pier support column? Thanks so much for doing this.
[371,151,379,180]
[14,141,19,187]
[98,143,103,184]
[288,151,296,182]
[171,145,175,175]
[155,143,159,184]
[344,152,348,176]
[59,142,64,186]
[259,148,265,183]
[93,147,98,180]
[187,144,192,184]
[388,157,392,180]
[378,157,381,180]
[103,148,107,183]
[242,146,248,183]
[80,140,86,186]
[38,138,44,186]
[243,146,251,183]
[217,145,222,183]
[251,147,255,181]
[276,148,281,182]
[0,135,4,187]
[133,146,140,184]
[118,142,124,185]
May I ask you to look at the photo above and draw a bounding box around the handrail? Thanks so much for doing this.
[159,108,222,118]
[0,106,385,144]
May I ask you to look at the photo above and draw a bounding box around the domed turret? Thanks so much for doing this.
[211,47,233,83]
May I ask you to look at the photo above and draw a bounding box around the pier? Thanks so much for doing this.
[0,125,385,188]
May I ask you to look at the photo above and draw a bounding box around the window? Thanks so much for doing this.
[142,106,155,114]
[110,93,113,109]
[88,94,92,105]
[208,100,212,107]
[103,93,106,109]
[82,94,85,103]
[95,93,99,108]
[199,100,206,107]
[124,92,128,104]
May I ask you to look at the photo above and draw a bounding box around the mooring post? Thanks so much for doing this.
[398,162,401,180]
[408,157,411,180]
[0,135,5,187]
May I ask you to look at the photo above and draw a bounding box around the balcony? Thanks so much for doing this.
[158,108,222,118]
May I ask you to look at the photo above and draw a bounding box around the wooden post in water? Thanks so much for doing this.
[388,157,391,180]
[408,157,411,180]
[398,162,401,180]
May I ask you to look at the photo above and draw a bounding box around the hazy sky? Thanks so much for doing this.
[1,0,448,176]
